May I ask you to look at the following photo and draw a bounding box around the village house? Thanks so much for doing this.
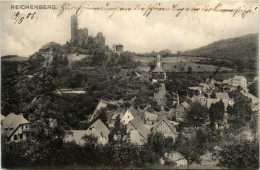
[127,118,150,145]
[152,116,177,141]
[64,119,110,145]
[164,152,188,167]
[137,66,151,72]
[175,101,191,122]
[87,119,110,144]
[199,83,211,92]
[121,107,141,125]
[188,86,202,94]
[222,78,233,86]
[55,88,86,95]
[253,76,258,83]
[2,113,30,142]
[206,98,231,111]
[190,94,207,106]
[109,111,124,128]
[144,112,159,126]
[231,75,248,92]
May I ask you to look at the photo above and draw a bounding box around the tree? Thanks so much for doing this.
[174,133,206,165]
[209,100,225,127]
[187,66,192,74]
[217,139,259,169]
[146,132,173,156]
[187,103,208,129]
[248,81,258,97]
[187,89,194,97]
[227,96,253,129]
[97,108,108,126]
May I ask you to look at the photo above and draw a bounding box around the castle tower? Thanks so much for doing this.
[156,54,162,68]
[71,15,78,43]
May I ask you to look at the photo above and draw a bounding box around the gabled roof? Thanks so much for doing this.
[190,96,200,103]
[181,101,191,110]
[197,93,206,99]
[176,101,191,111]
[128,107,140,119]
[215,92,230,100]
[144,112,158,121]
[152,67,165,73]
[2,113,30,138]
[88,119,110,139]
[189,87,201,91]
[129,118,150,140]
[233,75,246,81]
[153,116,177,134]
[64,130,101,145]
[206,99,229,110]
[199,83,209,88]
[222,79,231,84]
[1,114,6,121]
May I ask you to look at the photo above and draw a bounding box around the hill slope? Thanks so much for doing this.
[182,33,258,62]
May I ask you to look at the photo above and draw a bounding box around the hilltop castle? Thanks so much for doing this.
[70,15,105,47]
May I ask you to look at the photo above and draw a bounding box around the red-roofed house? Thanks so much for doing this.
[2,113,30,142]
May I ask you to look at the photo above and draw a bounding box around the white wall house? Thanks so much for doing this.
[121,107,139,125]
[2,113,30,142]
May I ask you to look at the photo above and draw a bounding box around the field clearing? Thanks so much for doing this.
[132,56,211,63]
[133,56,233,72]
[1,56,28,61]
[164,63,233,72]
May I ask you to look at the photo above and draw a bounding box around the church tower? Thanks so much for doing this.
[71,15,78,43]
[156,54,162,68]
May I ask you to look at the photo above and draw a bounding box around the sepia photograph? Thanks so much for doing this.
[0,1,259,169]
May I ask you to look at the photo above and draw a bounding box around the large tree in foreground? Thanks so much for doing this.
[187,102,208,129]
[217,139,259,169]
[174,130,207,165]
[209,100,225,127]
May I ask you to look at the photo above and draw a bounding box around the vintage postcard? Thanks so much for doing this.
[0,1,259,169]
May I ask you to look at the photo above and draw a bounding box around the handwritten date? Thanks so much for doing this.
[12,11,37,24]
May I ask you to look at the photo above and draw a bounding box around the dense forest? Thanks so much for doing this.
[182,33,258,71]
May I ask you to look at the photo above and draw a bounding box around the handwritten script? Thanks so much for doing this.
[57,2,257,18]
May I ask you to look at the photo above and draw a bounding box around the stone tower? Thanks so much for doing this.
[71,15,78,43]
[156,54,162,68]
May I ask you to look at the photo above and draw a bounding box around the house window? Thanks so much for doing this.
[20,134,23,139]
[14,135,17,140]
[128,116,129,118]
[152,122,154,125]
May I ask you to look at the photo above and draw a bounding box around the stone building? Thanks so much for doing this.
[70,15,88,45]
[115,44,123,52]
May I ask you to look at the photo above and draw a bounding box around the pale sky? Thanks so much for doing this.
[0,1,259,57]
